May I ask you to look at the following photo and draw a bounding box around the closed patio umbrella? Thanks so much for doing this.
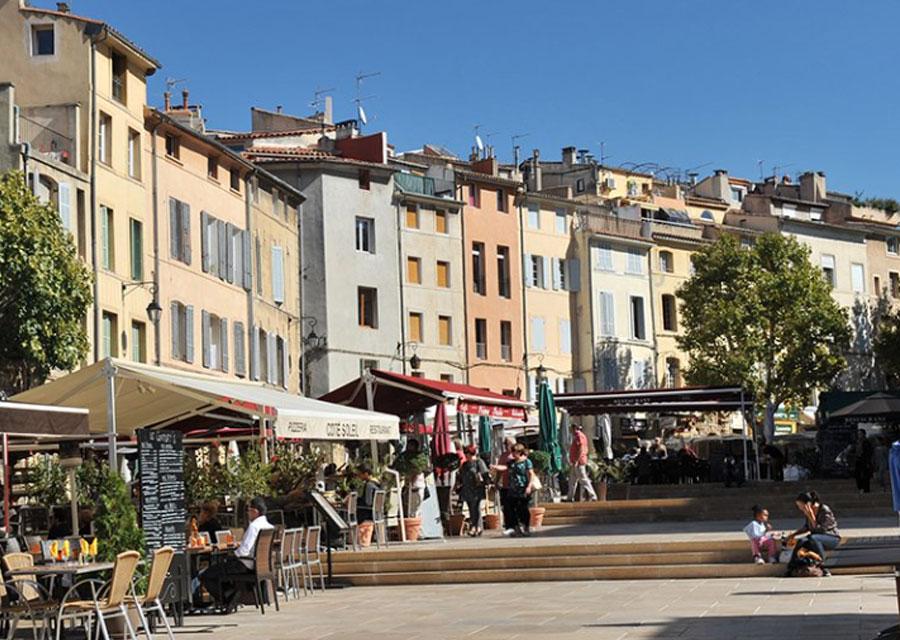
[538,381,563,475]
[478,416,491,457]
[431,402,452,480]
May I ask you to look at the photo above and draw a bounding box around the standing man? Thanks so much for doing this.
[567,424,597,502]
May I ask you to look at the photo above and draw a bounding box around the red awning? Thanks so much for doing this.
[318,369,531,419]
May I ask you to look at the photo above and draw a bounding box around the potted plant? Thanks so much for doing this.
[589,457,633,501]
[527,450,551,529]
[222,446,272,525]
[391,450,430,542]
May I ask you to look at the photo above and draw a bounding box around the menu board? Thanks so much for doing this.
[138,429,186,553]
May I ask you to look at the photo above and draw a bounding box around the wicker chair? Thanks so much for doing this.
[125,546,176,640]
[55,550,141,640]
[2,553,57,640]
[230,528,279,615]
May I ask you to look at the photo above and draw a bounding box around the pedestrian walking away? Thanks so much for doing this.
[567,424,597,502]
[457,445,490,536]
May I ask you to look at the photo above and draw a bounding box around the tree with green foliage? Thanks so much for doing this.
[676,233,851,440]
[0,170,92,394]
[874,305,900,390]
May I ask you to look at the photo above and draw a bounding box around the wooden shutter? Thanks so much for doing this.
[181,201,191,264]
[542,256,551,289]
[201,310,211,368]
[184,305,194,363]
[568,258,580,292]
[251,325,260,380]
[225,222,235,284]
[221,318,229,373]
[600,292,615,336]
[234,322,245,376]
[242,231,252,291]
[281,336,289,388]
[201,211,210,272]
[58,183,71,231]
[170,302,180,359]
[216,220,226,278]
[272,246,285,303]
[267,332,276,383]
[255,237,262,295]
[551,258,561,290]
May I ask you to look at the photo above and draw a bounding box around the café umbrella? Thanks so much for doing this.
[538,381,563,475]
[478,416,492,456]
[431,402,452,483]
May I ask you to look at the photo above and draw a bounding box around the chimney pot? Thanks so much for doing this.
[163,91,171,112]
[276,105,282,114]
[56,2,70,12]
[182,89,189,109]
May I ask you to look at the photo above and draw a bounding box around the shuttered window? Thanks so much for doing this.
[559,319,571,354]
[234,321,246,376]
[599,291,615,337]
[409,312,423,342]
[630,296,646,340]
[435,210,448,234]
[531,316,546,352]
[100,205,113,270]
[129,218,142,280]
[272,246,285,303]
[407,257,421,284]
[438,316,452,346]
[595,243,613,271]
[58,182,71,231]
[169,198,191,264]
[406,205,419,229]
[436,261,450,288]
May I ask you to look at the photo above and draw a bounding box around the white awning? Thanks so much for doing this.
[12,359,399,441]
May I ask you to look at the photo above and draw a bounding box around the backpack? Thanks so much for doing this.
[790,564,824,578]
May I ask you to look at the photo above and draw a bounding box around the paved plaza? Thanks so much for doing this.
[177,574,898,640]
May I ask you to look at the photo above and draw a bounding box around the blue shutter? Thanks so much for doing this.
[221,317,229,373]
[272,246,285,303]
[568,258,581,292]
[184,305,194,363]
[242,231,252,291]
[201,310,211,368]
[170,302,180,359]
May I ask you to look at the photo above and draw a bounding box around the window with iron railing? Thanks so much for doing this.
[112,52,127,104]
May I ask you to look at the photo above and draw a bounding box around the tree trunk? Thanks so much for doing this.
[764,399,776,443]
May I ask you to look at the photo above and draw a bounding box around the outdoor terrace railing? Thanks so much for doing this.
[582,213,648,239]
[19,115,74,165]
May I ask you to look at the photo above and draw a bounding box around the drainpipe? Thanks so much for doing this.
[395,197,408,374]
[459,182,471,384]
[150,121,161,365]
[245,171,256,383]
[89,32,106,362]
[646,243,659,386]
[587,236,597,391]
[297,195,305,394]
[517,194,530,399]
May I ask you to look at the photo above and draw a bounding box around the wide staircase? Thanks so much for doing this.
[332,480,894,586]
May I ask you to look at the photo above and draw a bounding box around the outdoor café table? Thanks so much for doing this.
[185,544,238,614]
[7,560,114,595]
[824,538,900,628]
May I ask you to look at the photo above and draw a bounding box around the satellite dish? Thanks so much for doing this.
[475,135,484,152]
[357,104,368,125]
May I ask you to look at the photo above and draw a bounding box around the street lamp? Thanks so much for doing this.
[146,299,162,325]
[122,281,162,324]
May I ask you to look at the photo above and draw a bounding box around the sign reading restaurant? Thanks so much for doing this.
[278,418,398,440]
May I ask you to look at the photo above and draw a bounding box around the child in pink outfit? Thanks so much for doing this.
[743,505,778,564]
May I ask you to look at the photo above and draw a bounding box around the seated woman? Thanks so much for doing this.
[197,501,224,539]
[786,490,841,576]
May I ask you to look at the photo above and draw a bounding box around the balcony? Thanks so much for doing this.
[394,173,435,196]
[18,104,79,168]
[648,219,704,242]
[582,213,648,240]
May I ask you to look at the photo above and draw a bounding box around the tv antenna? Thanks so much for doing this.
[511,133,529,165]
[597,141,611,167]
[165,77,186,93]
[772,163,794,181]
[354,71,381,129]
[310,86,335,112]
[757,160,765,180]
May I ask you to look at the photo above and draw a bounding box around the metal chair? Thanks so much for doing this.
[290,527,308,597]
[302,526,325,593]
[339,493,359,551]
[230,528,279,615]
[275,528,295,601]
[372,490,387,549]
[55,550,141,640]
[125,546,176,640]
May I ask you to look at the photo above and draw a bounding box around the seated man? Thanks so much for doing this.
[356,465,382,523]
[200,496,272,610]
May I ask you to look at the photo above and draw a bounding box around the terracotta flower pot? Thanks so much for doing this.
[358,521,375,547]
[593,480,609,502]
[483,513,501,530]
[529,506,546,529]
[403,517,422,542]
[448,513,466,536]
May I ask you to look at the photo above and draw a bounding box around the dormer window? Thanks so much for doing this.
[31,25,54,56]
[730,187,744,203]
[112,52,127,104]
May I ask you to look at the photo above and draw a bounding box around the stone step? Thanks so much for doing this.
[605,479,862,500]
[543,509,891,526]
[543,494,892,511]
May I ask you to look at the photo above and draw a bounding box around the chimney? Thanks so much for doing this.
[181,89,189,110]
[276,105,282,114]
[163,91,171,112]
[562,146,577,167]
[56,2,70,12]
[711,169,729,201]
[800,171,826,202]
[323,95,333,125]
[533,148,542,191]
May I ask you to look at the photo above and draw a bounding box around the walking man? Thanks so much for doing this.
[567,424,597,501]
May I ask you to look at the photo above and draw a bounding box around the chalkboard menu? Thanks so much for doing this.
[138,429,186,553]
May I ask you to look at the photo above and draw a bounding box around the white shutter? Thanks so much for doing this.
[217,220,226,278]
[169,198,178,258]
[58,183,71,231]
[528,375,537,402]
[281,336,289,388]
[233,228,243,289]
[201,211,210,272]
[225,222,235,284]
[541,256,550,289]
[272,246,285,303]
[532,317,545,351]
[234,322,245,376]
[568,258,580,292]
[170,302,180,359]
[267,332,276,383]
[220,318,229,373]
[551,258,561,290]
[181,202,191,264]
[600,292,615,336]
[255,236,262,295]
[251,325,260,380]
[201,310,211,368]
[851,263,865,293]
[524,254,534,287]
[184,305,194,363]
[559,319,571,354]
[242,231,252,291]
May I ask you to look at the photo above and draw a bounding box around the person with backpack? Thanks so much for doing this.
[457,445,490,536]
[786,490,841,577]
[491,444,535,537]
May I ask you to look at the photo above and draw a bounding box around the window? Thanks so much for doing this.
[661,294,677,331]
[821,254,836,287]
[271,189,280,218]
[741,237,754,250]
[127,129,140,179]
[810,208,824,222]
[440,373,454,383]
[700,210,715,222]
[409,312,423,343]
[168,197,191,264]
[475,319,487,359]
[358,287,377,328]
[496,189,507,213]
[271,246,285,303]
[555,258,567,291]
[559,319,571,354]
[358,169,370,190]
[555,209,567,234]
[888,237,899,255]
[851,263,865,293]
[100,205,114,271]
[631,360,648,390]
[164,133,179,160]
[257,330,268,382]
[202,312,227,371]
[890,272,900,299]
[436,261,450,288]
[576,178,584,193]
[497,246,510,298]
[528,204,540,229]
[531,316,546,352]
[407,256,421,284]
[31,25,54,56]
[102,312,118,358]
[406,204,419,229]
[230,167,240,191]
[276,335,286,387]
[730,187,744,203]
[472,242,486,295]
[467,184,479,207]
[626,247,643,274]
[598,291,615,336]
[528,254,546,288]
[781,204,797,218]
[360,359,379,375]
[170,302,193,363]
[595,243,613,271]
[131,321,146,363]
[500,321,512,362]
[438,315,452,346]
[665,358,681,388]
[630,296,646,340]
[112,52,127,104]
[99,113,111,165]
[658,250,674,273]
[435,209,448,234]
[255,236,262,295]
[874,275,882,295]
[355,217,375,253]
[207,156,218,180]
[129,218,142,280]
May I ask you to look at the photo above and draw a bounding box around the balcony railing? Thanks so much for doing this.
[18,114,74,165]
[582,213,648,240]
[648,219,703,241]
[395,172,435,196]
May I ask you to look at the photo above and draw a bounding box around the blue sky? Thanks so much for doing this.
[78,1,900,196]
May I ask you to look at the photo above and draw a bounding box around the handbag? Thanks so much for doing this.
[531,474,543,491]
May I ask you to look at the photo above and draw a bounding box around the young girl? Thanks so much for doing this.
[743,505,778,564]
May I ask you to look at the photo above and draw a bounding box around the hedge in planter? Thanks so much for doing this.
[94,468,145,561]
